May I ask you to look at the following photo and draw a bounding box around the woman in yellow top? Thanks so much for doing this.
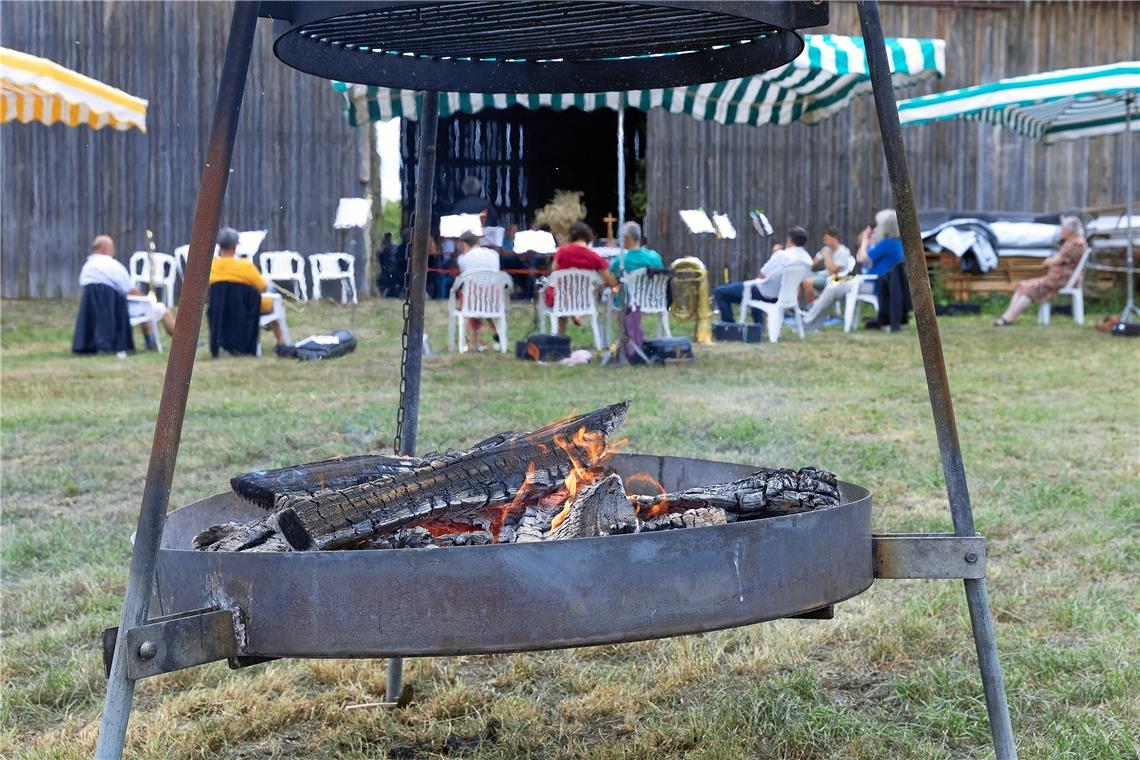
[209,227,285,346]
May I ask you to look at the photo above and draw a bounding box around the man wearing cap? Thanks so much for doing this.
[455,230,502,350]
[208,227,286,347]
[77,234,176,350]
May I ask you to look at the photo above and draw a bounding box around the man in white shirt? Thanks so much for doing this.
[714,227,812,324]
[78,235,175,348]
[456,231,501,274]
[803,229,853,303]
[454,231,502,350]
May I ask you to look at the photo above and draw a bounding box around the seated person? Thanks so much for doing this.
[208,227,286,347]
[75,234,176,352]
[609,221,664,353]
[856,209,904,287]
[714,226,812,324]
[803,228,853,303]
[455,230,502,351]
[994,215,1087,326]
[451,175,498,226]
[544,221,618,335]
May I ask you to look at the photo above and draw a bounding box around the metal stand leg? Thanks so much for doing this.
[388,90,440,702]
[856,3,1018,758]
[95,5,259,758]
[1121,95,1137,322]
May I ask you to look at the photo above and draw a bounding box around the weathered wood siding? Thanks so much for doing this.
[645,1,1140,280]
[1,1,359,299]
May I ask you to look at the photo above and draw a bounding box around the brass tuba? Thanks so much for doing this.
[669,257,714,344]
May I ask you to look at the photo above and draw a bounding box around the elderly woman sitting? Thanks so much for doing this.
[993,215,1088,326]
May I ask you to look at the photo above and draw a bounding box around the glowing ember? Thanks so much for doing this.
[419,521,476,537]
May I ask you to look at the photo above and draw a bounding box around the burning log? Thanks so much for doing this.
[639,507,728,532]
[205,401,629,552]
[632,467,840,520]
[547,474,638,541]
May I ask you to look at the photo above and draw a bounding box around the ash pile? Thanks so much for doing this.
[193,401,841,553]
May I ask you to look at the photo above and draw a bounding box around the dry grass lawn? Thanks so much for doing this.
[2,296,1138,759]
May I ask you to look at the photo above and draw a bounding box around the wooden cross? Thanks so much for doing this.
[603,212,617,245]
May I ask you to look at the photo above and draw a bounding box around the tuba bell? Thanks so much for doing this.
[669,257,714,344]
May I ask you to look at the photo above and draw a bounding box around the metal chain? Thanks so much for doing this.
[392,252,412,455]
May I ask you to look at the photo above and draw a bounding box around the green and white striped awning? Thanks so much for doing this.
[898,61,1140,143]
[333,34,944,127]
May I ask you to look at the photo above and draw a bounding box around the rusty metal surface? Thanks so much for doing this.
[857,3,1016,758]
[112,608,239,680]
[154,454,872,658]
[872,534,986,580]
[95,4,260,758]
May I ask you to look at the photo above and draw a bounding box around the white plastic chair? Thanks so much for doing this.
[741,265,809,342]
[844,274,880,333]
[260,251,308,300]
[256,293,290,356]
[128,252,177,308]
[621,268,671,338]
[448,271,512,353]
[542,269,605,350]
[126,295,163,353]
[1037,246,1091,326]
[308,253,358,303]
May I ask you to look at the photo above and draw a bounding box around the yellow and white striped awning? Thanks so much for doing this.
[0,46,147,132]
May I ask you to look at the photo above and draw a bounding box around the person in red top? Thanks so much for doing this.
[545,222,618,335]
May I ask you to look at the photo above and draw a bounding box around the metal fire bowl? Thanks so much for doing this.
[156,454,871,659]
[258,1,829,93]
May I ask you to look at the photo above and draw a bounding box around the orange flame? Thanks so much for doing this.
[487,462,537,541]
[547,426,611,532]
[626,471,671,518]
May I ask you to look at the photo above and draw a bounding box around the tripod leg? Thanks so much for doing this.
[95,5,259,758]
[857,3,1017,758]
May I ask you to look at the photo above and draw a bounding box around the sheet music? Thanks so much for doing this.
[513,230,557,254]
[750,210,773,236]
[237,229,268,255]
[481,226,505,247]
[333,198,372,229]
[679,209,715,234]
[439,214,484,238]
[712,213,736,239]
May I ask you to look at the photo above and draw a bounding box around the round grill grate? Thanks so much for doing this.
[260,1,830,92]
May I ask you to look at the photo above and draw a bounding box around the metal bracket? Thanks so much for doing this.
[103,606,241,680]
[872,534,986,579]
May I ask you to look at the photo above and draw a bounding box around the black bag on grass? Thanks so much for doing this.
[277,330,357,360]
[515,334,571,361]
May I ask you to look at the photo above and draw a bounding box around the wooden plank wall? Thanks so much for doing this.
[645,1,1140,281]
[0,1,360,299]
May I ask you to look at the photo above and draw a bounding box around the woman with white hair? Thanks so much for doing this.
[856,208,905,282]
[993,216,1087,326]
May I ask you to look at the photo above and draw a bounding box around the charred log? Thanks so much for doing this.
[192,518,291,552]
[633,467,839,520]
[639,507,727,532]
[547,475,637,540]
[230,454,426,510]
[264,401,628,551]
[513,507,555,543]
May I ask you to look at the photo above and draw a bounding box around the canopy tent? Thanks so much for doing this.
[333,34,945,126]
[898,61,1139,321]
[0,46,147,131]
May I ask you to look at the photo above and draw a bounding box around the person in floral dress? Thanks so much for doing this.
[994,216,1087,326]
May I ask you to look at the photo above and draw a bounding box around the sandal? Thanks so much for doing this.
[993,318,1012,327]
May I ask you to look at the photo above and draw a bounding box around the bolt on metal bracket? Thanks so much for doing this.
[872,534,987,580]
[103,606,241,680]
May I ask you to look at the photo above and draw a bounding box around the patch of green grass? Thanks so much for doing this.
[2,296,1138,758]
